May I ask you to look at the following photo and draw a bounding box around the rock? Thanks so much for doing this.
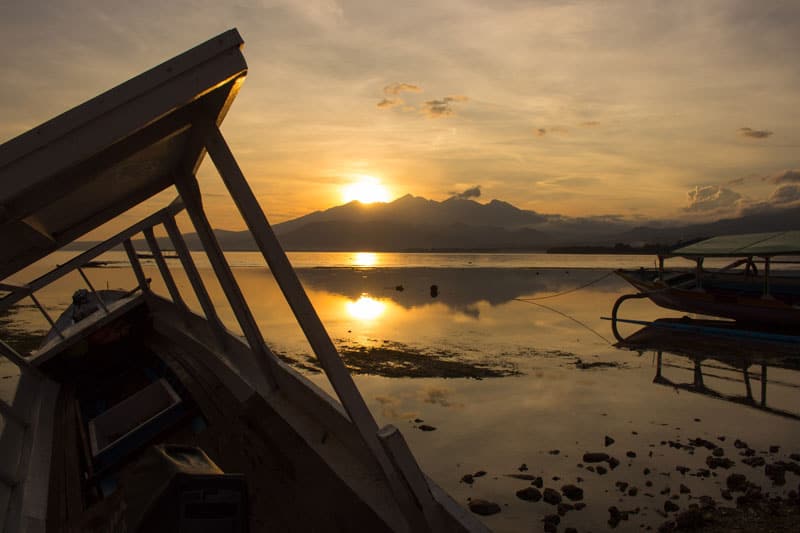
[461,474,474,484]
[565,528,578,533]
[689,437,717,450]
[718,436,726,441]
[473,470,486,478]
[679,484,690,494]
[628,487,638,496]
[646,481,653,487]
[770,445,780,453]
[596,466,608,475]
[644,468,651,475]
[543,514,561,531]
[552,476,561,481]
[429,285,438,298]
[468,499,501,516]
[544,524,557,533]
[721,489,732,500]
[658,520,676,532]
[676,466,690,475]
[562,484,584,501]
[627,451,637,458]
[675,508,705,529]
[586,466,595,472]
[605,435,615,447]
[413,418,423,423]
[790,453,800,462]
[740,447,756,457]
[727,473,748,492]
[557,503,574,516]
[516,487,542,502]
[695,469,711,478]
[418,424,436,431]
[734,439,748,449]
[583,452,610,463]
[615,481,629,492]
[395,285,404,292]
[712,447,724,457]
[705,456,734,469]
[574,502,587,511]
[518,463,528,472]
[765,463,787,486]
[549,449,560,455]
[608,457,621,470]
[507,474,535,480]
[543,488,562,505]
[533,477,544,488]
[664,500,679,513]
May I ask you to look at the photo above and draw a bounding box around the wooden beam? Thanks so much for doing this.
[123,239,149,292]
[143,226,187,310]
[0,199,184,313]
[202,122,423,530]
[162,215,227,340]
[174,174,277,389]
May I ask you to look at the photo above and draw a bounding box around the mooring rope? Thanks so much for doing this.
[514,270,615,302]
[513,298,613,344]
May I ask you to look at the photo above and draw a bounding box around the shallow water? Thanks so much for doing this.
[2,251,800,531]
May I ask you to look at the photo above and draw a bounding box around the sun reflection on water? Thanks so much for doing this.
[352,252,378,267]
[346,294,386,321]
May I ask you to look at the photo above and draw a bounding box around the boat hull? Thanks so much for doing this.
[616,269,800,328]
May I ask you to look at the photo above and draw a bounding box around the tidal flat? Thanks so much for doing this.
[3,251,800,531]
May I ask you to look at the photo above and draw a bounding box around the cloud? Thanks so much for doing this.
[449,185,481,200]
[739,127,773,139]
[535,128,547,136]
[684,185,742,212]
[383,82,422,95]
[767,169,800,184]
[769,184,800,205]
[422,95,468,118]
[376,98,400,109]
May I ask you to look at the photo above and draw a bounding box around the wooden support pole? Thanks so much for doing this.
[0,397,28,428]
[28,292,63,339]
[761,364,767,407]
[162,215,227,337]
[77,267,108,313]
[174,174,277,389]
[202,123,425,530]
[143,226,187,310]
[123,239,149,292]
[763,257,771,297]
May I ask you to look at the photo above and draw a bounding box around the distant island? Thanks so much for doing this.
[70,195,800,253]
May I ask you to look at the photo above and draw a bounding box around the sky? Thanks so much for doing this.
[1,0,799,231]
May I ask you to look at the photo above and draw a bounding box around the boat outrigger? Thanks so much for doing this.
[613,232,800,330]
[0,30,484,532]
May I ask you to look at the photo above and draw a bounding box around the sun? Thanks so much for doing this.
[342,176,391,204]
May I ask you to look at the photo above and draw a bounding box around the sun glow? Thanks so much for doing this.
[342,176,391,204]
[346,294,386,321]
[352,252,378,267]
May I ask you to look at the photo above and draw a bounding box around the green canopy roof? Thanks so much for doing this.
[671,231,800,257]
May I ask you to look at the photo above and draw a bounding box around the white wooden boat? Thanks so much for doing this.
[0,29,485,532]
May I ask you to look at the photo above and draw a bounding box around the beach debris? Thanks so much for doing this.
[548,449,560,455]
[561,484,584,501]
[473,470,486,478]
[543,488,562,505]
[516,487,542,502]
[418,424,437,431]
[605,435,615,447]
[468,499,501,516]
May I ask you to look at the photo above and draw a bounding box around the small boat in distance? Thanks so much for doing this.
[613,231,800,328]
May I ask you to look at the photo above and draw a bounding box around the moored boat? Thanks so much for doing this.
[614,232,800,328]
[0,29,485,532]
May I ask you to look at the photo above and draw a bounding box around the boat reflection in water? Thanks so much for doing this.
[615,318,800,421]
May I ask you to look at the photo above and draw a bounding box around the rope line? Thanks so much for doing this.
[515,271,615,302]
[514,298,613,345]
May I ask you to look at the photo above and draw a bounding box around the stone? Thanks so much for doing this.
[664,500,679,513]
[468,499,501,516]
[574,502,586,511]
[507,474,535,480]
[675,509,705,529]
[605,435,615,447]
[557,503,574,516]
[769,445,780,453]
[676,466,690,475]
[461,474,474,484]
[561,484,584,501]
[644,468,651,475]
[549,449,560,455]
[712,447,724,457]
[615,481,629,492]
[627,451,637,458]
[596,466,608,475]
[418,424,436,431]
[518,463,528,472]
[726,473,748,492]
[583,452,610,463]
[679,484,690,494]
[516,487,542,502]
[608,457,621,470]
[721,489,732,500]
[543,514,560,527]
[533,477,544,488]
[628,487,638,497]
[543,488,562,505]
[705,456,734,469]
[734,439,748,449]
[765,463,787,486]
[473,470,486,478]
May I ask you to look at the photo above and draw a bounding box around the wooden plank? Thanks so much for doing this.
[161,215,226,340]
[123,239,150,292]
[174,174,277,390]
[143,226,187,310]
[0,200,184,313]
[202,122,423,530]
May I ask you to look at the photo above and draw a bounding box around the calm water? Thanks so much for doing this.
[3,251,800,531]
